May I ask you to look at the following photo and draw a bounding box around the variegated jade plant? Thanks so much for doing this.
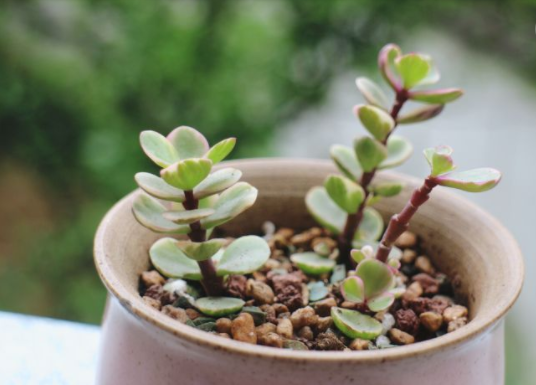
[132,126,270,316]
[304,43,464,271]
[331,146,501,340]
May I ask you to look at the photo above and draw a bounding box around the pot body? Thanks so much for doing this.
[94,159,523,385]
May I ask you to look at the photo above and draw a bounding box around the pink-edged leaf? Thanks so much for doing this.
[435,168,502,192]
[397,104,444,124]
[409,88,464,104]
[423,145,456,176]
[356,259,394,299]
[167,126,209,159]
[341,276,365,304]
[367,292,395,312]
[378,43,402,90]
[394,54,431,89]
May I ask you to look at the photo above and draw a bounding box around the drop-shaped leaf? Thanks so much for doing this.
[205,138,236,164]
[378,135,413,170]
[355,105,395,142]
[330,145,362,181]
[135,172,185,202]
[324,174,365,214]
[355,77,390,110]
[195,297,245,317]
[354,137,388,173]
[167,126,209,160]
[435,168,502,192]
[354,208,384,241]
[149,238,201,279]
[290,252,336,275]
[367,292,395,312]
[397,104,444,124]
[201,182,258,229]
[424,145,456,177]
[194,168,242,200]
[356,259,394,299]
[395,54,431,89]
[140,130,179,168]
[308,281,329,302]
[163,208,215,225]
[378,43,402,90]
[132,194,190,234]
[372,182,403,197]
[331,307,383,340]
[409,88,463,104]
[161,158,213,191]
[176,238,227,262]
[216,235,270,276]
[341,276,365,303]
[305,187,346,234]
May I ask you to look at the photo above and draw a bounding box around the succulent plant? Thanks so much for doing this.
[304,43,464,271]
[132,126,270,314]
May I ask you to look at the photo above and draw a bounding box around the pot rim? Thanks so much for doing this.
[94,158,524,363]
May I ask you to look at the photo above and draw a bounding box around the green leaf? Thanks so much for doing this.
[355,105,395,142]
[194,168,242,200]
[355,77,389,110]
[378,43,402,89]
[409,88,463,104]
[205,138,236,164]
[395,54,431,89]
[435,168,502,192]
[161,158,213,191]
[354,208,384,241]
[352,240,402,262]
[330,264,347,284]
[132,194,190,234]
[354,137,388,172]
[175,238,227,262]
[308,281,329,302]
[372,182,403,197]
[397,104,444,124]
[195,297,245,317]
[378,135,413,169]
[167,126,209,160]
[290,252,336,275]
[163,208,215,225]
[216,235,270,276]
[341,276,365,303]
[356,259,394,299]
[330,145,362,180]
[424,145,456,177]
[324,175,364,214]
[305,186,346,234]
[367,292,395,312]
[149,238,201,279]
[201,182,258,229]
[140,130,179,168]
[331,307,383,340]
[135,172,185,202]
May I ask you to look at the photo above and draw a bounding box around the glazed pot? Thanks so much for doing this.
[94,159,523,385]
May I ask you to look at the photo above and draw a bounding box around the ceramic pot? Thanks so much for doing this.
[94,159,523,385]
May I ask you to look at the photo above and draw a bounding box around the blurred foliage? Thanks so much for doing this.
[0,0,535,330]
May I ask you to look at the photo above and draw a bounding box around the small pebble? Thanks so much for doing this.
[256,323,277,342]
[375,335,392,349]
[412,273,440,295]
[290,306,318,330]
[389,328,415,345]
[216,318,232,334]
[217,333,231,339]
[349,338,370,351]
[313,298,337,317]
[315,330,346,351]
[401,249,418,264]
[315,316,333,333]
[298,326,314,341]
[394,231,418,248]
[186,308,201,320]
[231,313,257,344]
[142,296,161,310]
[395,309,420,335]
[246,279,275,305]
[262,332,284,348]
[264,259,281,270]
[161,305,188,323]
[276,318,293,338]
[141,271,165,287]
[415,256,435,275]
[290,233,314,247]
[276,228,295,239]
[272,303,289,315]
[447,317,468,333]
[341,301,358,310]
[380,313,396,335]
[443,305,468,323]
[402,281,423,302]
[420,312,443,332]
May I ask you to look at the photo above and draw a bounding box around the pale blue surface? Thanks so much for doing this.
[0,311,99,385]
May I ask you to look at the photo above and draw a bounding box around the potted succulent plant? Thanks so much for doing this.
[94,44,523,385]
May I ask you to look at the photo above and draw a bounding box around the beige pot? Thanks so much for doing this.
[94,159,523,385]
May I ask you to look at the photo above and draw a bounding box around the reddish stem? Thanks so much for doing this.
[375,177,437,262]
[338,89,409,266]
[184,190,224,296]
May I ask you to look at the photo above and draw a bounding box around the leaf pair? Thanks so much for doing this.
[425,146,502,192]
[149,235,270,280]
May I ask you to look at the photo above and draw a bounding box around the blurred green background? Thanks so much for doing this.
[0,0,534,383]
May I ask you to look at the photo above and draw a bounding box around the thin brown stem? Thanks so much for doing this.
[338,89,409,265]
[375,177,437,262]
[184,190,224,296]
